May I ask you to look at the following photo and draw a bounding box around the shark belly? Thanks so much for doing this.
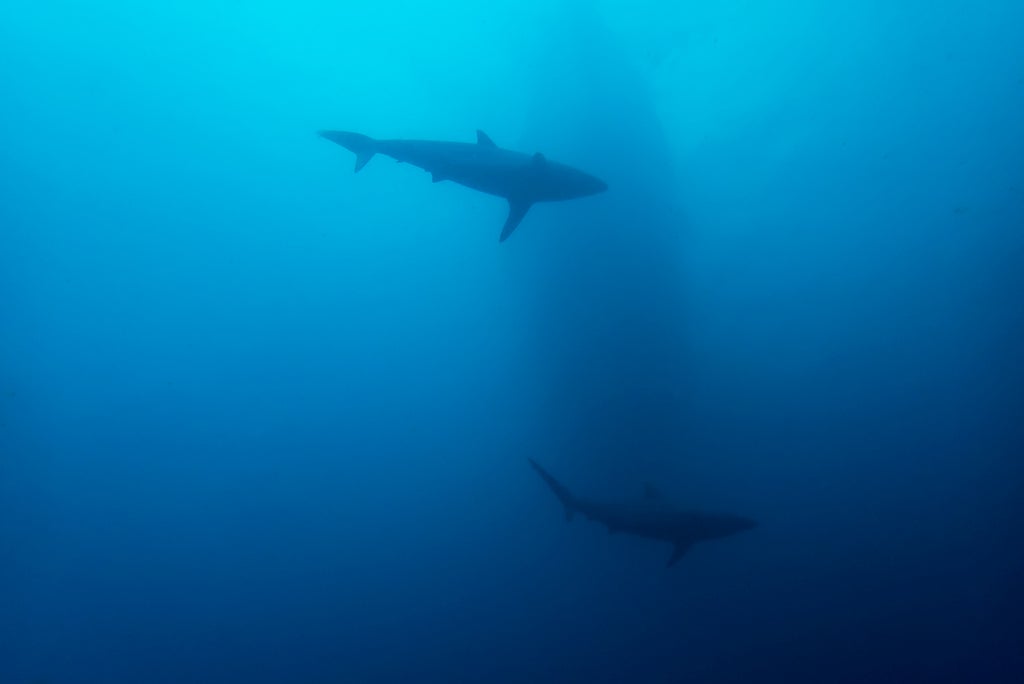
[441,167,532,199]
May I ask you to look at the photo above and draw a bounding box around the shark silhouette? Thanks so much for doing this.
[319,129,607,241]
[529,459,756,567]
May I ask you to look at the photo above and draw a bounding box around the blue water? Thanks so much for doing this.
[3,2,1023,682]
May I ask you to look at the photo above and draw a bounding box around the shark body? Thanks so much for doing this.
[319,129,607,241]
[529,459,756,567]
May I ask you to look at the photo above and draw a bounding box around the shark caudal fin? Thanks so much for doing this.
[528,459,576,521]
[319,130,377,172]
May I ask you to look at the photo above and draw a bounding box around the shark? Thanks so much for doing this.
[529,459,757,567]
[319,129,607,241]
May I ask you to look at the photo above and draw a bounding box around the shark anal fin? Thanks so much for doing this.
[667,542,692,568]
[500,200,531,242]
[476,130,496,147]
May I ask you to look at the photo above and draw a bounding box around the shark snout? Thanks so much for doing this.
[589,175,608,195]
[566,170,607,198]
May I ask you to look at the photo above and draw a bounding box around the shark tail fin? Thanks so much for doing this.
[528,459,576,521]
[319,130,377,172]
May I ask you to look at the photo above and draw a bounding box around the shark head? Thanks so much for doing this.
[528,153,608,202]
[696,512,758,541]
[554,166,608,200]
[567,169,609,198]
[723,514,758,536]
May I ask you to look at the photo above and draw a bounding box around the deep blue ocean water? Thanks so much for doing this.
[2,1,1023,682]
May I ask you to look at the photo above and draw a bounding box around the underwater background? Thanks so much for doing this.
[2,1,1023,682]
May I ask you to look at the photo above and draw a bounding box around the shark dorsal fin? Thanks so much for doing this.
[476,130,496,147]
[643,483,661,500]
[532,152,546,166]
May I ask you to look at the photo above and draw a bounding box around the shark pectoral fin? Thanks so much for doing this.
[499,200,531,242]
[476,130,497,147]
[528,459,578,522]
[667,542,692,568]
[354,151,374,173]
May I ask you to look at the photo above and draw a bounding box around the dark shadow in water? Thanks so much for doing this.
[516,5,690,482]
